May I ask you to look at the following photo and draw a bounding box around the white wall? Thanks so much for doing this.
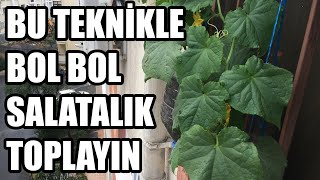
[0,0,55,32]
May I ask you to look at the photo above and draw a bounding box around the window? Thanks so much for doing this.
[45,0,53,7]
[29,0,35,6]
[53,0,61,6]
[47,2,53,8]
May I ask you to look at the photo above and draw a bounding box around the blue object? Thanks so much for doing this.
[253,0,287,135]
[172,140,176,149]
[273,0,287,64]
[265,0,287,64]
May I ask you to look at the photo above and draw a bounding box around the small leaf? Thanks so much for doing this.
[219,56,293,127]
[143,41,182,82]
[175,26,224,83]
[173,0,212,12]
[225,0,278,54]
[255,137,287,180]
[174,75,229,132]
[172,125,264,180]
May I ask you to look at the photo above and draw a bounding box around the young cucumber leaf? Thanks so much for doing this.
[224,0,278,55]
[175,26,224,83]
[171,125,264,180]
[255,137,287,180]
[143,41,182,82]
[219,56,293,128]
[172,0,212,12]
[174,75,229,132]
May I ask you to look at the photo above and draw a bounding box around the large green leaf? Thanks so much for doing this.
[171,125,264,180]
[255,137,287,180]
[174,75,229,132]
[222,36,256,68]
[170,140,181,171]
[219,56,293,127]
[143,41,182,82]
[156,0,170,6]
[175,26,224,83]
[172,0,212,12]
[225,0,278,54]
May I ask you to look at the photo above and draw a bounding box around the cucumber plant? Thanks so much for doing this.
[142,0,293,179]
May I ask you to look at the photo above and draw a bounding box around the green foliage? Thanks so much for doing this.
[173,75,229,132]
[156,0,171,6]
[5,83,62,96]
[171,125,263,180]
[255,137,287,180]
[143,41,182,82]
[175,26,224,83]
[35,164,87,180]
[143,0,293,179]
[0,57,5,71]
[172,0,212,12]
[5,83,94,139]
[222,37,255,68]
[224,0,278,54]
[220,56,293,127]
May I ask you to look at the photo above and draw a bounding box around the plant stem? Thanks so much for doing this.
[216,0,225,21]
[225,122,229,127]
[215,135,219,147]
[226,38,235,70]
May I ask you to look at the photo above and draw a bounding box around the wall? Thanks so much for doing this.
[84,0,177,179]
[284,43,320,180]
[116,0,177,179]
[59,0,80,52]
[280,0,320,179]
[119,40,175,180]
[61,0,78,6]
[115,1,179,179]
[0,0,32,31]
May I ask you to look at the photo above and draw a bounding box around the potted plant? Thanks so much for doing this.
[142,0,293,179]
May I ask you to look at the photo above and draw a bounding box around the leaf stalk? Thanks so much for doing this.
[226,38,235,70]
[216,0,225,21]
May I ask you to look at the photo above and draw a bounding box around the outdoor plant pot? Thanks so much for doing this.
[160,78,180,141]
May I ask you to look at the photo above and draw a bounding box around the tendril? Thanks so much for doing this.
[214,30,228,39]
